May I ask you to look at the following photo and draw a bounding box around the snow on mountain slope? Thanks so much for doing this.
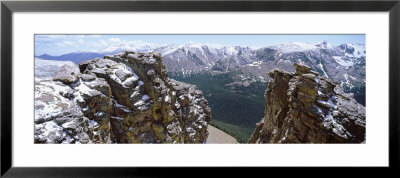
[342,43,366,58]
[221,46,240,56]
[99,43,158,54]
[35,58,77,78]
[157,44,182,56]
[315,41,334,49]
[332,43,365,68]
[269,42,318,53]
[247,61,263,67]
[156,43,219,56]
[332,56,354,67]
[335,43,366,58]
[154,43,227,74]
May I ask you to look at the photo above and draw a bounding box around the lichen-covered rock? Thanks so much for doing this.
[53,64,80,84]
[169,79,211,143]
[248,63,365,143]
[34,51,211,144]
[34,78,93,144]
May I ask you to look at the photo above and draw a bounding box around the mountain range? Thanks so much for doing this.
[36,41,365,104]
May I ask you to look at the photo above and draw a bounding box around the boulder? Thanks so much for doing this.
[53,64,80,84]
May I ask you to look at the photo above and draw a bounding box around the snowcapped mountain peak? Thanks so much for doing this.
[339,43,366,58]
[100,43,133,53]
[269,42,318,53]
[157,44,182,56]
[221,46,240,56]
[315,41,334,49]
[98,41,159,54]
[157,43,212,56]
[185,42,205,49]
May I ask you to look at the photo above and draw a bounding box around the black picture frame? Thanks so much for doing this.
[1,0,399,177]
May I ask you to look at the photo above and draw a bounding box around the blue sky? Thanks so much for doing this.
[35,34,365,56]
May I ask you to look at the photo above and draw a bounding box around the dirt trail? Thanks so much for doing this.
[206,125,238,144]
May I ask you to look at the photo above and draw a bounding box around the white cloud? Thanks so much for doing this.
[125,40,161,48]
[203,43,225,49]
[56,40,77,47]
[35,35,66,42]
[63,41,75,46]
[100,40,108,46]
[77,39,85,45]
[109,38,121,43]
[90,35,102,38]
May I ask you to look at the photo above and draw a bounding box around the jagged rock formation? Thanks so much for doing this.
[248,63,365,143]
[34,51,211,144]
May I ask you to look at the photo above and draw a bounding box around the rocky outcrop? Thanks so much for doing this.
[35,51,211,144]
[248,63,365,143]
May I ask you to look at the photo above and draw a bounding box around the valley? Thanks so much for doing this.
[172,72,266,142]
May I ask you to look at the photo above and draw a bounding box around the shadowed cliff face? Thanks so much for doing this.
[34,51,211,144]
[249,63,365,143]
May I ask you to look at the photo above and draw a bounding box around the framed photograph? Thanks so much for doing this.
[1,0,399,176]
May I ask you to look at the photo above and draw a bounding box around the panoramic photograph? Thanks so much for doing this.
[34,34,366,144]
